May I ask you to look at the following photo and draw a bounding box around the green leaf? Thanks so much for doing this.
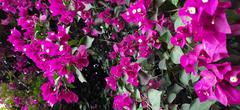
[54,73,60,86]
[54,76,60,86]
[179,70,190,85]
[160,74,172,89]
[170,46,184,64]
[163,52,170,60]
[181,104,190,110]
[159,58,167,70]
[168,84,183,94]
[125,83,134,93]
[33,79,43,96]
[167,84,183,103]
[75,66,87,83]
[137,104,143,110]
[132,103,137,110]
[174,16,184,30]
[171,0,178,6]
[85,36,95,49]
[160,28,173,49]
[66,26,71,33]
[148,89,162,110]
[160,29,172,43]
[28,105,33,110]
[167,93,176,103]
[139,71,151,86]
[63,0,70,6]
[118,84,128,93]
[172,105,178,110]
[151,8,159,21]
[186,37,192,44]
[125,0,130,6]
[67,84,76,88]
[141,59,154,71]
[114,6,124,16]
[68,39,79,46]
[79,37,85,45]
[164,105,169,110]
[137,58,147,63]
[34,31,43,39]
[53,73,59,80]
[226,10,240,24]
[134,89,142,102]
[189,98,215,110]
[155,0,166,8]
[190,74,200,84]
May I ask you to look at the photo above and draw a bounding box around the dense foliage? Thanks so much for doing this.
[0,0,240,110]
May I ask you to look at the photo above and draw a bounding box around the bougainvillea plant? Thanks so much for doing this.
[0,0,240,110]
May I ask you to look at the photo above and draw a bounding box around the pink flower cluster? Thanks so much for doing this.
[113,93,133,110]
[105,0,126,5]
[106,57,141,91]
[13,96,38,110]
[177,0,240,105]
[121,0,160,35]
[106,0,163,109]
[49,0,76,24]
[3,0,90,107]
[194,63,240,106]
[108,0,163,59]
[110,32,160,59]
[98,8,125,32]
[14,54,39,80]
[2,0,239,109]
[0,0,31,14]
[0,0,34,25]
[40,82,78,107]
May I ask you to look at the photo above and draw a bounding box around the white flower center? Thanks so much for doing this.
[203,91,209,96]
[59,45,64,52]
[230,76,238,83]
[46,38,51,42]
[65,74,68,79]
[188,7,196,14]
[41,45,44,50]
[176,41,179,45]
[138,21,142,26]
[132,9,137,14]
[138,39,143,43]
[42,58,46,62]
[23,48,27,52]
[149,82,152,86]
[137,8,141,13]
[211,20,215,24]
[126,12,130,16]
[46,49,50,53]
[202,0,208,3]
